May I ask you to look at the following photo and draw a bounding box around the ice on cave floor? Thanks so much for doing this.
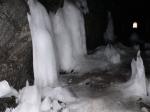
[40,86,75,112]
[13,85,41,112]
[14,88,138,112]
[104,12,116,43]
[71,56,109,73]
[104,44,121,64]
[41,86,76,103]
[27,0,58,88]
[70,44,123,74]
[0,80,18,98]
[4,84,76,112]
[41,97,51,112]
[67,97,139,112]
[114,51,147,98]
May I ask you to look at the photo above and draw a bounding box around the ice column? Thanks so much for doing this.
[50,9,76,72]
[50,0,88,72]
[63,0,87,56]
[27,0,58,88]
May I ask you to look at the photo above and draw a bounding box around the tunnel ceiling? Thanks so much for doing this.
[36,0,149,18]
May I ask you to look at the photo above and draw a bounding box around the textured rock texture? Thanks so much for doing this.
[0,0,33,90]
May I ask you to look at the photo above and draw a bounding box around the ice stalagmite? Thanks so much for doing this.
[121,51,147,98]
[50,9,76,72]
[27,0,58,88]
[104,44,120,64]
[104,12,115,44]
[14,85,41,112]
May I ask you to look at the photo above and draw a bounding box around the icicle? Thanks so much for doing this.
[120,50,147,98]
[104,12,115,44]
[27,0,58,87]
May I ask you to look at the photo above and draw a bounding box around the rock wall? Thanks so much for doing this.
[0,0,33,89]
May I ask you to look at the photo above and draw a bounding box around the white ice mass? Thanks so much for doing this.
[27,0,58,88]
[63,0,87,56]
[117,51,147,98]
[14,85,41,112]
[50,8,76,72]
[50,0,87,72]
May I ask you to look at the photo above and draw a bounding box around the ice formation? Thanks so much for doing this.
[27,0,58,87]
[119,51,147,98]
[50,9,76,72]
[13,85,41,112]
[40,97,51,111]
[50,0,87,72]
[42,86,76,103]
[104,12,115,44]
[4,0,148,111]
[63,0,87,56]
[4,84,76,112]
[0,80,18,98]
[104,44,120,64]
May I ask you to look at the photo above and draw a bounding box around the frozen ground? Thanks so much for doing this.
[2,43,150,112]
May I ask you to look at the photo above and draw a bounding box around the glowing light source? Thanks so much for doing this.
[133,22,138,29]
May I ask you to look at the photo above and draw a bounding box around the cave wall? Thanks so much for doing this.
[0,0,33,89]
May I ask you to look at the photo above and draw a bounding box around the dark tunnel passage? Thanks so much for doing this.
[85,0,150,50]
[35,0,150,50]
